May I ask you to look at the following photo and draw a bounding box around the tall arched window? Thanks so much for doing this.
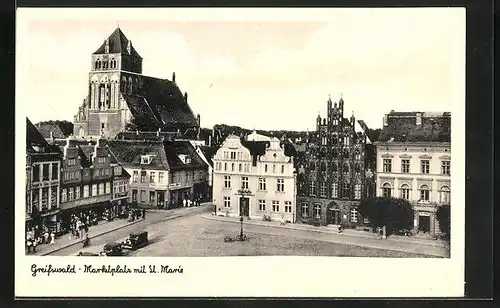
[128,77,133,95]
[382,182,392,198]
[419,185,430,201]
[400,184,410,200]
[440,186,450,204]
[96,59,101,69]
[121,77,127,92]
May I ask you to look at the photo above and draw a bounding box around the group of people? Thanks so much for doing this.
[182,197,202,208]
[128,208,146,222]
[68,213,91,240]
[25,227,55,254]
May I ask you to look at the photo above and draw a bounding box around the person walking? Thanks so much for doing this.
[142,208,146,220]
[50,230,55,245]
[183,199,187,208]
[280,214,285,226]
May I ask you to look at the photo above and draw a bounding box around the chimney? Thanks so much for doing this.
[383,114,388,127]
[172,72,176,82]
[184,92,188,102]
[127,40,132,54]
[197,114,201,125]
[416,112,422,126]
[50,131,53,140]
[208,134,212,147]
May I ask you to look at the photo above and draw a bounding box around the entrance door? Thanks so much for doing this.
[327,209,341,225]
[157,191,165,208]
[239,197,250,217]
[418,215,430,233]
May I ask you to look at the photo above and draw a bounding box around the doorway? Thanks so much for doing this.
[327,208,341,225]
[239,197,250,217]
[418,215,430,233]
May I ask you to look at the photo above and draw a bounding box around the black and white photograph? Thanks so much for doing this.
[16,8,465,298]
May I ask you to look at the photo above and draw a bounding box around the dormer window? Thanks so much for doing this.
[141,155,153,165]
[178,154,191,164]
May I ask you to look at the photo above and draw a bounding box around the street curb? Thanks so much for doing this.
[40,219,143,256]
[202,215,447,257]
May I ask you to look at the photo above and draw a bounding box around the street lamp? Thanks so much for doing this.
[239,216,244,240]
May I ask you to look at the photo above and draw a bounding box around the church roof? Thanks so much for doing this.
[122,77,198,130]
[93,27,142,58]
[34,122,66,140]
[378,111,451,143]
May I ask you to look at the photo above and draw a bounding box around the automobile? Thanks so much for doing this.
[103,242,123,256]
[121,231,149,250]
[76,251,100,257]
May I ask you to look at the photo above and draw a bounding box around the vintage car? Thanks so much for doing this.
[76,251,100,257]
[121,231,149,250]
[103,242,123,256]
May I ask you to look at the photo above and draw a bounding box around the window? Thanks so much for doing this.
[140,190,147,202]
[441,161,450,175]
[244,164,250,172]
[224,163,227,171]
[92,184,97,196]
[314,204,321,218]
[273,164,276,173]
[68,187,74,200]
[61,189,67,202]
[277,179,285,192]
[105,182,110,194]
[224,175,231,188]
[440,186,451,204]
[310,162,316,171]
[421,160,430,174]
[42,164,50,181]
[114,166,122,176]
[231,163,235,171]
[264,164,268,173]
[132,189,137,201]
[230,151,236,159]
[75,186,81,199]
[281,165,285,174]
[383,159,392,172]
[302,203,309,218]
[321,136,327,145]
[159,172,164,183]
[320,182,327,197]
[224,196,231,208]
[259,178,266,191]
[400,184,410,200]
[132,171,138,182]
[354,183,362,200]
[241,176,249,189]
[350,208,358,223]
[401,159,410,173]
[83,185,89,198]
[382,183,392,198]
[285,201,292,213]
[272,201,280,212]
[33,164,40,182]
[150,172,156,183]
[51,163,58,180]
[420,185,430,201]
[67,159,76,166]
[310,180,316,195]
[141,155,151,164]
[140,171,146,183]
[98,183,104,195]
[239,164,242,172]
[342,182,350,198]
[223,151,228,159]
[331,182,338,198]
[150,191,155,203]
[259,200,266,211]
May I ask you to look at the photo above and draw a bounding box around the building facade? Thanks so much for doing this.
[26,118,62,232]
[212,134,297,222]
[73,27,200,138]
[375,111,451,236]
[108,139,208,209]
[296,96,375,227]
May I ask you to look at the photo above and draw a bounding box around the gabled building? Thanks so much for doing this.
[108,139,209,208]
[26,118,62,232]
[375,111,451,236]
[296,95,376,227]
[73,27,200,138]
[212,134,297,222]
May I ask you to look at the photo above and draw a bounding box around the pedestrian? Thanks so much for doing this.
[50,230,55,245]
[280,214,285,226]
[43,230,49,244]
[142,208,146,220]
[32,238,38,253]
[183,199,187,207]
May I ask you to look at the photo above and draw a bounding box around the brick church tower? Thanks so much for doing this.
[73,27,199,139]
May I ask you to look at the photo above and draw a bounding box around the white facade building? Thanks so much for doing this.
[212,134,297,222]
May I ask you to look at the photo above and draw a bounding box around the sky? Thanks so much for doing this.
[16,8,465,131]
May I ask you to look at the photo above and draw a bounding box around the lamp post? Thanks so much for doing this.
[239,216,244,239]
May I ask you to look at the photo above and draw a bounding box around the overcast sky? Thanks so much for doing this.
[17,8,465,131]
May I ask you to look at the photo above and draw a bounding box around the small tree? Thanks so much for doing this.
[436,204,450,240]
[359,197,414,238]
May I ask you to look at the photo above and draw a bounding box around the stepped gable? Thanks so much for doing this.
[378,111,451,143]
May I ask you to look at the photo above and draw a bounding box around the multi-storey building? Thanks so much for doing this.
[108,138,208,208]
[375,111,451,236]
[212,134,297,222]
[56,137,130,230]
[72,27,200,138]
[26,118,62,232]
[296,96,375,227]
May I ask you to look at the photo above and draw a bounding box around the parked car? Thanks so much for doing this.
[121,231,149,250]
[103,242,123,256]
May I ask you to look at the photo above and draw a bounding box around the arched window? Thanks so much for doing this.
[343,163,349,173]
[309,180,316,196]
[331,182,338,198]
[128,77,133,94]
[382,182,392,198]
[419,185,430,201]
[440,186,450,204]
[314,204,321,218]
[78,126,84,137]
[96,59,101,69]
[320,181,327,197]
[354,163,361,173]
[121,77,127,92]
[309,162,316,171]
[400,184,411,200]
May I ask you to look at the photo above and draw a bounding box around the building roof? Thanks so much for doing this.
[199,145,219,167]
[93,27,142,58]
[34,122,66,140]
[378,111,451,143]
[122,77,198,130]
[163,141,206,171]
[26,118,61,154]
